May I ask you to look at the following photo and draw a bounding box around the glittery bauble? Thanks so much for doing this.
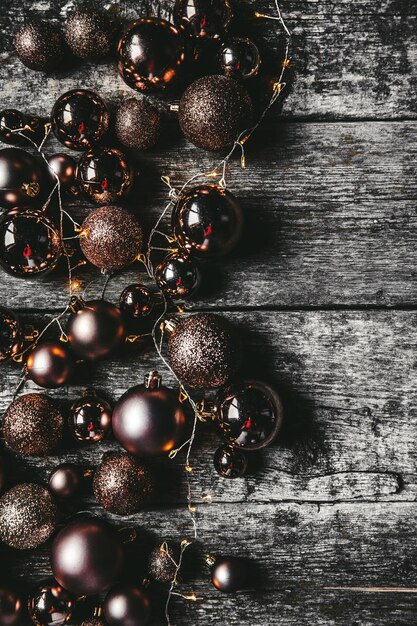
[214,380,283,450]
[155,251,201,298]
[172,184,243,257]
[104,585,151,626]
[69,391,112,442]
[76,147,134,205]
[209,555,254,592]
[173,0,233,40]
[0,457,5,495]
[51,90,109,151]
[0,208,62,278]
[64,9,115,60]
[51,517,124,595]
[3,393,64,456]
[27,340,74,388]
[148,544,178,583]
[219,37,261,80]
[167,313,242,388]
[0,483,57,549]
[93,452,153,516]
[67,300,125,361]
[0,306,22,363]
[0,584,24,626]
[47,153,77,190]
[115,98,161,150]
[213,444,247,478]
[48,463,84,499]
[117,18,185,93]
[14,19,65,72]
[178,75,253,151]
[0,147,47,209]
[80,205,143,271]
[119,284,154,319]
[79,620,106,626]
[28,581,75,626]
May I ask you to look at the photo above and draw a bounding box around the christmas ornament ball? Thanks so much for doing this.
[0,306,22,363]
[115,98,161,150]
[80,205,143,271]
[76,147,134,205]
[26,340,74,388]
[219,37,261,80]
[209,555,255,592]
[52,90,109,151]
[93,452,153,516]
[3,393,64,456]
[0,109,26,145]
[213,444,247,478]
[64,9,115,60]
[173,0,233,40]
[155,251,201,298]
[0,147,47,209]
[80,620,106,626]
[67,299,125,361]
[178,75,253,151]
[0,584,24,626]
[14,18,65,72]
[49,463,84,499]
[167,313,242,388]
[148,544,178,583]
[28,581,75,626]
[68,390,112,442]
[47,153,77,189]
[104,585,151,626]
[119,284,154,319]
[0,483,57,549]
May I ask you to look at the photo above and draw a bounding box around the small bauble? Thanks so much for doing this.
[51,90,109,151]
[0,208,62,278]
[172,184,243,256]
[27,340,74,388]
[208,555,254,592]
[0,585,24,626]
[68,390,112,442]
[47,153,77,190]
[67,299,125,361]
[117,18,185,93]
[104,585,151,626]
[215,380,283,450]
[213,444,247,478]
[80,205,143,271]
[28,581,75,626]
[178,75,253,151]
[14,19,65,72]
[3,393,64,456]
[0,147,47,208]
[51,517,124,595]
[0,483,57,549]
[173,0,233,41]
[148,544,178,583]
[155,251,201,298]
[0,306,22,363]
[167,313,242,388]
[219,37,261,80]
[115,98,161,150]
[64,9,115,60]
[93,452,153,516]
[0,109,25,145]
[119,284,154,319]
[76,147,134,205]
[113,371,186,456]
[49,463,84,499]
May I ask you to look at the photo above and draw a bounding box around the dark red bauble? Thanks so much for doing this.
[51,90,110,151]
[69,390,112,442]
[213,444,247,478]
[76,147,134,205]
[119,284,154,319]
[117,18,185,93]
[173,0,233,40]
[208,555,255,592]
[51,517,124,595]
[104,585,151,626]
[67,300,125,361]
[26,340,74,388]
[47,153,77,190]
[155,251,201,298]
[64,9,116,60]
[115,98,161,150]
[14,18,65,72]
[113,371,186,456]
[219,37,261,80]
[28,581,75,626]
[0,147,47,208]
[172,184,243,257]
[0,306,22,363]
[0,585,24,626]
[49,463,84,499]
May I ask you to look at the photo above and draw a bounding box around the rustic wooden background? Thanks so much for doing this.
[1,0,417,624]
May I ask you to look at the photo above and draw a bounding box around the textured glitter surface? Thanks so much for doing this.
[115,98,161,150]
[0,484,57,549]
[80,620,106,626]
[148,545,178,583]
[64,10,115,60]
[14,19,65,71]
[80,205,143,271]
[2,393,64,456]
[93,452,153,516]
[178,75,253,151]
[167,313,243,388]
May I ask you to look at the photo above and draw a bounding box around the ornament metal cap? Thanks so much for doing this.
[144,370,162,390]
[162,318,177,334]
[205,554,216,569]
[69,295,86,313]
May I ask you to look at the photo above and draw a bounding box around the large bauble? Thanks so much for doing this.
[64,9,115,60]
[0,148,46,208]
[67,300,125,361]
[173,0,233,41]
[0,306,22,363]
[51,90,109,151]
[28,581,75,626]
[104,585,151,626]
[76,147,134,205]
[26,340,74,388]
[14,19,65,72]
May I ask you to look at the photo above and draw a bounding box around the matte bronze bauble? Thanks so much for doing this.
[104,585,151,626]
[0,483,57,549]
[115,98,161,150]
[219,37,261,80]
[27,340,74,388]
[0,306,22,363]
[14,19,65,72]
[51,517,124,595]
[178,75,253,151]
[213,444,247,478]
[67,300,125,361]
[51,90,109,151]
[69,390,112,442]
[167,313,242,388]
[93,452,153,516]
[0,148,46,208]
[172,184,243,256]
[48,463,84,499]
[148,544,178,583]
[76,147,134,205]
[0,585,24,626]
[80,205,143,272]
[47,154,77,190]
[155,251,201,299]
[173,0,233,40]
[3,393,64,456]
[113,371,186,456]
[28,581,75,626]
[117,18,185,92]
[64,9,116,60]
[208,555,254,592]
[119,284,154,319]
[215,380,283,450]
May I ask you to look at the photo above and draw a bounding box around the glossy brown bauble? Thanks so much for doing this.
[0,110,25,146]
[104,585,151,626]
[77,147,134,205]
[28,581,75,626]
[155,251,201,298]
[68,391,112,442]
[51,90,109,151]
[219,37,261,80]
[115,98,161,150]
[14,19,65,72]
[27,340,73,388]
[0,585,23,626]
[117,18,185,93]
[48,463,84,499]
[213,444,247,478]
[178,75,253,151]
[172,184,243,257]
[47,153,77,190]
[174,0,233,40]
[51,517,124,595]
[64,9,116,60]
[210,555,254,592]
[0,306,22,363]
[67,300,125,361]
[0,148,46,208]
[119,284,154,319]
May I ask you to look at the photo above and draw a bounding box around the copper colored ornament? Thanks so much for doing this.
[48,464,84,499]
[104,585,151,626]
[113,370,186,456]
[67,299,125,361]
[155,251,201,298]
[119,284,154,319]
[0,306,22,363]
[207,554,254,592]
[213,444,247,478]
[219,37,261,80]
[14,19,65,72]
[47,153,77,190]
[80,205,143,271]
[0,147,46,209]
[0,109,26,146]
[0,483,57,549]
[178,75,253,151]
[115,98,161,150]
[28,581,75,626]
[51,90,109,151]
[0,585,24,626]
[173,0,233,40]
[76,147,134,205]
[148,544,178,583]
[117,18,185,93]
[93,452,153,516]
[51,517,124,595]
[68,390,112,442]
[167,313,242,388]
[80,620,106,626]
[0,208,62,278]
[3,393,64,456]
[64,9,115,60]
[27,340,74,388]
